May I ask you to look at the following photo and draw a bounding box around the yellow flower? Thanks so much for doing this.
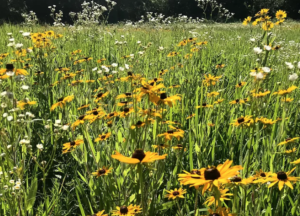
[112,205,141,216]
[277,137,299,146]
[94,92,109,102]
[196,103,213,108]
[207,92,219,98]
[165,188,186,200]
[252,91,270,98]
[71,115,86,130]
[259,168,300,191]
[273,86,298,96]
[149,93,181,107]
[242,16,252,25]
[92,166,112,178]
[177,40,188,46]
[285,148,297,154]
[214,99,224,104]
[204,188,233,206]
[276,10,287,20]
[281,98,294,102]
[205,207,236,216]
[0,64,28,76]
[95,132,111,142]
[186,114,195,119]
[179,160,243,195]
[50,95,74,111]
[111,149,167,164]
[229,99,246,105]
[203,74,222,86]
[255,9,269,17]
[228,176,254,186]
[231,116,254,127]
[152,144,169,150]
[17,100,37,110]
[130,121,146,129]
[88,210,108,216]
[235,81,246,88]
[62,140,84,154]
[167,51,179,57]
[262,21,274,31]
[216,64,225,69]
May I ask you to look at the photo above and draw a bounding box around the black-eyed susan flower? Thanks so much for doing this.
[62,139,84,154]
[178,160,243,194]
[214,99,224,104]
[50,95,74,111]
[105,112,118,120]
[78,104,90,110]
[186,114,195,119]
[231,116,254,127]
[150,93,181,107]
[259,167,300,190]
[111,149,167,164]
[242,16,252,25]
[196,103,213,109]
[157,129,184,141]
[71,115,86,130]
[281,98,294,103]
[204,188,233,206]
[0,64,28,76]
[165,188,186,200]
[35,71,44,76]
[216,64,225,69]
[203,74,222,86]
[277,137,299,146]
[228,176,253,186]
[286,148,297,154]
[61,73,76,80]
[252,91,270,98]
[159,69,168,76]
[207,92,219,98]
[84,110,106,123]
[140,81,165,94]
[229,99,246,105]
[17,100,37,110]
[276,10,287,20]
[130,121,146,129]
[273,86,298,96]
[152,144,169,150]
[55,67,70,73]
[172,144,186,151]
[169,84,181,89]
[272,45,281,50]
[139,108,162,118]
[235,81,246,88]
[291,158,300,165]
[92,166,112,178]
[208,123,215,127]
[95,132,111,142]
[255,117,280,128]
[253,170,273,181]
[262,21,274,31]
[116,92,134,100]
[94,92,109,102]
[167,51,179,57]
[118,107,134,118]
[117,101,133,107]
[112,205,141,216]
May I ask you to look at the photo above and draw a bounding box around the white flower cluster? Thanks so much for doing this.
[69,0,116,26]
[49,5,65,27]
[21,11,38,26]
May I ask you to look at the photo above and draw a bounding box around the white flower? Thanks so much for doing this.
[1,91,7,97]
[262,67,271,73]
[9,180,14,184]
[20,139,30,145]
[129,54,134,58]
[97,70,102,74]
[285,62,294,70]
[7,42,15,47]
[55,119,61,124]
[112,71,118,74]
[125,64,130,70]
[18,114,25,117]
[14,185,20,190]
[1,103,7,108]
[264,45,272,51]
[250,72,257,77]
[7,145,12,149]
[15,43,23,49]
[4,185,8,189]
[45,125,50,129]
[22,32,31,37]
[36,144,43,150]
[137,41,141,44]
[250,38,255,42]
[3,113,8,118]
[253,47,263,54]
[158,46,164,51]
[289,73,298,81]
[61,125,69,131]
[111,63,118,68]
[7,116,13,121]
[119,67,124,71]
[256,72,264,79]
[92,67,98,71]
[9,38,15,42]
[7,33,12,36]
[138,51,145,55]
[21,85,29,90]
[298,62,300,69]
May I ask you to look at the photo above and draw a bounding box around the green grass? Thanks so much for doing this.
[0,21,300,216]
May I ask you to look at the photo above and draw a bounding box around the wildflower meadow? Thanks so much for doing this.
[1,4,300,216]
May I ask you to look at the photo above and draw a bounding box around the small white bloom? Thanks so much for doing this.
[21,85,29,90]
[158,46,164,50]
[97,70,102,74]
[14,185,20,190]
[9,180,14,184]
[4,185,8,189]
[7,116,13,121]
[36,144,43,150]
[256,72,264,79]
[55,119,61,124]
[45,125,50,129]
[112,70,118,74]
[1,103,7,108]
[262,67,271,73]
[253,47,263,54]
[9,38,15,42]
[264,45,272,51]
[111,63,118,68]
[18,114,25,117]
[129,54,134,58]
[119,67,124,71]
[289,73,298,81]
[61,125,69,130]
[298,62,300,69]
[7,33,12,36]
[250,72,257,77]
[138,51,145,55]
[92,67,97,71]
[19,139,30,145]
[3,113,8,118]
[22,32,31,37]
[7,42,15,47]
[125,64,130,70]
[15,43,23,49]
[250,38,255,42]
[285,62,294,70]
[6,71,15,77]
[137,41,141,44]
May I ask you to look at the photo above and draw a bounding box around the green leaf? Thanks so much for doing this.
[26,178,38,211]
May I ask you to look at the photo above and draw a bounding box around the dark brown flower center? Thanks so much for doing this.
[286,138,292,142]
[154,78,158,82]
[237,117,245,123]
[231,176,242,182]
[124,108,130,113]
[70,141,76,146]
[209,214,220,216]
[238,82,242,86]
[260,173,266,177]
[93,111,99,115]
[173,191,180,196]
[132,149,146,162]
[204,167,221,180]
[235,99,240,103]
[127,71,133,76]
[167,130,174,134]
[108,113,115,117]
[98,169,106,175]
[177,144,183,148]
[6,64,14,71]
[120,206,128,214]
[277,171,288,180]
[149,82,155,86]
[136,121,143,126]
[120,101,128,105]
[125,93,132,97]
[58,97,64,102]
[202,103,207,107]
[160,93,167,100]
[101,135,106,139]
[97,93,103,98]
[79,115,85,120]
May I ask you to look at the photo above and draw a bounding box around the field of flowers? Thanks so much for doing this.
[1,9,300,216]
